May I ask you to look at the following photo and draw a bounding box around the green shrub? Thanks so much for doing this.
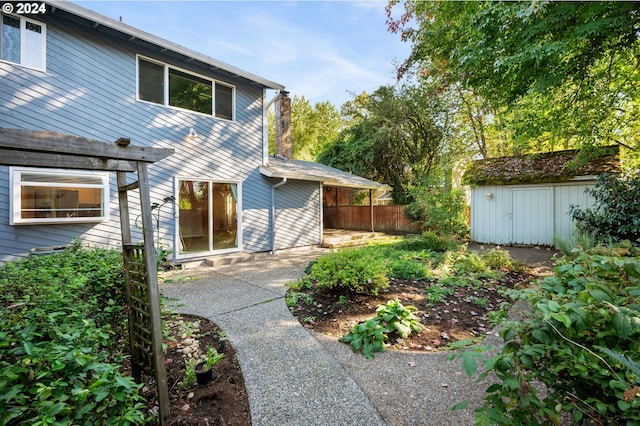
[478,249,522,271]
[452,252,488,274]
[451,249,520,275]
[395,231,461,252]
[388,254,433,280]
[571,172,640,244]
[307,248,389,295]
[339,299,424,359]
[454,246,640,425]
[406,187,470,238]
[0,245,146,425]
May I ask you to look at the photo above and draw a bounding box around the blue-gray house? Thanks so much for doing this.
[0,1,387,263]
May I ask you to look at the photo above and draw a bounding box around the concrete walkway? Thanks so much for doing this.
[160,246,556,425]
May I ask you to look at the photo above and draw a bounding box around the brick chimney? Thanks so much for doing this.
[275,91,292,160]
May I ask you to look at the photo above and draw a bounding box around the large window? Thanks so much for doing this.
[11,168,110,225]
[137,56,234,120]
[176,179,240,255]
[0,14,46,70]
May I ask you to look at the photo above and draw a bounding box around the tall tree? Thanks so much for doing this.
[319,85,446,203]
[387,1,640,161]
[268,96,342,161]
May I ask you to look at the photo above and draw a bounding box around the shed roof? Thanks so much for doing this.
[463,146,620,186]
[47,1,285,91]
[259,157,391,190]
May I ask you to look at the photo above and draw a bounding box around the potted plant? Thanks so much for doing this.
[194,346,225,385]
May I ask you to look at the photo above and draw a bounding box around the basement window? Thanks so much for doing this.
[10,168,110,225]
[137,56,234,120]
[0,14,46,71]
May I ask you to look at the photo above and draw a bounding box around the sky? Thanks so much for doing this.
[74,0,412,107]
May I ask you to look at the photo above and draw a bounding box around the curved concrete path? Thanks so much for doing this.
[160,246,555,425]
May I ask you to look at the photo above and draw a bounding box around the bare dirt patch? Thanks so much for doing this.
[289,271,533,351]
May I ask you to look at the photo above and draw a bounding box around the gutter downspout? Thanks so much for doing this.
[270,177,287,255]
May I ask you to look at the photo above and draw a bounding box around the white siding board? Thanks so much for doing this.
[511,187,553,245]
[471,181,597,248]
[553,183,596,245]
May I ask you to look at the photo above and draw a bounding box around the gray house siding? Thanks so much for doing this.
[0,13,284,262]
[274,180,322,250]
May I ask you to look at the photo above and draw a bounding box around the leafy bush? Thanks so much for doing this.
[455,246,640,425]
[388,255,433,280]
[406,187,470,238]
[571,172,640,244]
[452,249,521,276]
[478,248,522,272]
[306,248,389,295]
[0,245,146,424]
[339,299,424,359]
[394,231,462,253]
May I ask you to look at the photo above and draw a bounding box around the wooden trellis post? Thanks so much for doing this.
[118,162,169,422]
[0,128,174,424]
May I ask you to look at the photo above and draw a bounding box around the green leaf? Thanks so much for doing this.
[461,356,477,376]
[502,326,518,342]
[550,313,572,328]
[588,289,613,303]
[520,353,534,369]
[115,375,132,390]
[393,321,412,338]
[612,311,633,339]
[547,300,561,312]
[450,400,469,411]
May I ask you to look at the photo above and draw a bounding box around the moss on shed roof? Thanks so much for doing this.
[462,146,620,186]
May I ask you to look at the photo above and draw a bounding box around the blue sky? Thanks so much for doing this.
[74,1,411,107]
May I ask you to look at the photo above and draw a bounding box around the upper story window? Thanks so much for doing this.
[0,14,46,71]
[10,167,110,225]
[137,56,234,120]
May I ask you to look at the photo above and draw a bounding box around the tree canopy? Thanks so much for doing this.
[318,85,446,203]
[268,95,342,161]
[387,1,640,162]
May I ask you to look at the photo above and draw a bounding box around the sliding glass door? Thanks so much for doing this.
[177,179,239,255]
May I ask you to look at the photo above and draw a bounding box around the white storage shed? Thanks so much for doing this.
[464,147,620,248]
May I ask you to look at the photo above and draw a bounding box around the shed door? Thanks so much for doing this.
[511,188,554,246]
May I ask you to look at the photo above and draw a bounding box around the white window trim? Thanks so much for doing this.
[0,14,47,71]
[10,167,110,225]
[136,55,235,121]
[173,176,242,260]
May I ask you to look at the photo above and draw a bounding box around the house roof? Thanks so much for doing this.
[463,146,620,186]
[48,1,285,91]
[259,157,391,190]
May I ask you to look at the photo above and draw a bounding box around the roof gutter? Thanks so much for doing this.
[270,177,287,255]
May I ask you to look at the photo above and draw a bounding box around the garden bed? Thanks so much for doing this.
[140,314,251,425]
[289,271,532,351]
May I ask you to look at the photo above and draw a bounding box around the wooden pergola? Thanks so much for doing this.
[0,128,174,423]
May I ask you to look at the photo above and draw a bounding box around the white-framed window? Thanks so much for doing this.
[175,177,241,257]
[0,14,46,71]
[137,55,235,120]
[10,167,110,225]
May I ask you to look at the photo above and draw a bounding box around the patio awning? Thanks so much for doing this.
[259,157,390,190]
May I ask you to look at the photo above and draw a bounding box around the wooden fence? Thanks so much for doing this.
[323,205,422,234]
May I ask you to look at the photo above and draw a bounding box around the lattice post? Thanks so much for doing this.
[117,165,169,424]
[136,162,169,423]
